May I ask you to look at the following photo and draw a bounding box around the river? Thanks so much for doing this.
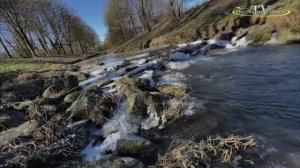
[144,44,300,167]
[78,44,300,167]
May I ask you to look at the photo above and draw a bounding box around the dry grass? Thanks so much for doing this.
[0,114,85,167]
[157,135,256,168]
[86,93,118,124]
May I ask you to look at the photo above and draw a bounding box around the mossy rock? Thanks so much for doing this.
[116,77,168,116]
[116,77,150,92]
[67,86,116,124]
[253,30,273,43]
[112,157,145,168]
[116,138,151,156]
[156,85,189,98]
[290,25,300,34]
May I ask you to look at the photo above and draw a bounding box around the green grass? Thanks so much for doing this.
[0,61,60,76]
[254,31,273,43]
[290,25,300,34]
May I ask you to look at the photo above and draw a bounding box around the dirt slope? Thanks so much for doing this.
[113,0,300,52]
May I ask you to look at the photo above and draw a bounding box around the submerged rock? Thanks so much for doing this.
[67,86,116,124]
[112,157,145,168]
[116,136,151,156]
[156,85,189,98]
[0,120,40,146]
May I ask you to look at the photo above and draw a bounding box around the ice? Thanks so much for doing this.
[82,132,121,162]
[127,53,149,60]
[170,51,191,61]
[158,72,186,85]
[165,61,191,70]
[141,112,161,130]
[82,101,141,162]
[235,37,251,47]
[127,62,155,76]
[131,58,147,65]
[139,70,155,87]
[265,33,278,45]
[177,40,203,48]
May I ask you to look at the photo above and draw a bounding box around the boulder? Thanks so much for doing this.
[116,137,151,156]
[112,157,145,168]
[156,85,189,98]
[67,86,116,124]
[87,154,117,168]
[43,75,79,99]
[201,44,225,55]
[64,91,81,103]
[116,77,167,116]
[0,120,40,146]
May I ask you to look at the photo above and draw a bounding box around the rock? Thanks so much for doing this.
[0,111,25,130]
[97,79,114,88]
[118,60,131,69]
[125,66,138,72]
[3,100,34,111]
[67,86,116,124]
[116,137,151,156]
[116,77,150,92]
[97,62,105,66]
[112,157,145,168]
[43,75,79,99]
[201,44,225,55]
[87,154,117,168]
[0,120,40,146]
[116,77,167,116]
[65,71,89,81]
[156,85,189,98]
[40,105,57,113]
[64,91,81,103]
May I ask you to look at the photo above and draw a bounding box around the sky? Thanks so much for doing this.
[61,0,109,41]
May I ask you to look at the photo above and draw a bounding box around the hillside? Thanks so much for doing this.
[113,0,300,52]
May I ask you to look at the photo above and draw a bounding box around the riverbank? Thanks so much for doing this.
[0,38,298,167]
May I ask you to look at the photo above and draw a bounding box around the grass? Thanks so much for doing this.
[290,25,300,34]
[253,31,273,43]
[157,135,256,168]
[0,61,61,76]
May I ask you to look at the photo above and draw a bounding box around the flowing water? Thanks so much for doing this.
[145,44,300,167]
[79,44,300,167]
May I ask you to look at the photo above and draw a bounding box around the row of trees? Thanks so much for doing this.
[0,0,99,58]
[105,0,206,46]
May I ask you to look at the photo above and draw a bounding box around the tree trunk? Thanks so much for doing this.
[0,37,13,58]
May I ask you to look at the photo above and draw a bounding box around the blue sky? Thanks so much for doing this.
[61,0,109,41]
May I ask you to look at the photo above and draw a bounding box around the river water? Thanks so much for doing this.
[78,44,300,167]
[146,44,300,167]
